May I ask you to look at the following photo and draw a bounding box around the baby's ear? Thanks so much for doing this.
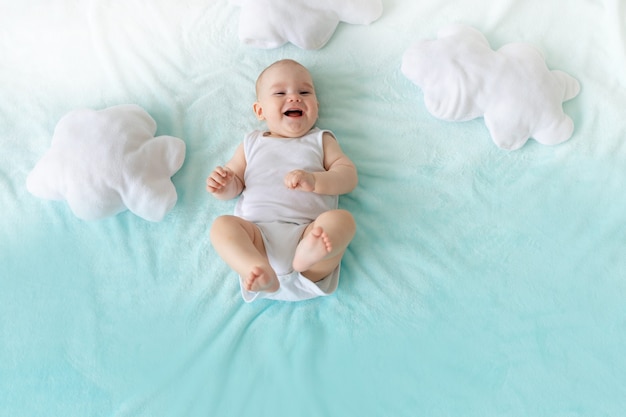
[253,102,265,120]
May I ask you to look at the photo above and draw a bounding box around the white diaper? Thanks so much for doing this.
[239,221,339,302]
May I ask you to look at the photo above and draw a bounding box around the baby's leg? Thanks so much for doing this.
[210,215,279,293]
[292,209,356,282]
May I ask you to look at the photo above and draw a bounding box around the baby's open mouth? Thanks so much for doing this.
[284,109,303,117]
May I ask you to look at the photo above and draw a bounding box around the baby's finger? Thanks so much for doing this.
[209,167,228,184]
[212,173,226,186]
[219,167,235,181]
[212,166,225,179]
[206,177,221,192]
[284,171,299,189]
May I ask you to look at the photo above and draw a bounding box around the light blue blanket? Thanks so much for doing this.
[1,1,625,416]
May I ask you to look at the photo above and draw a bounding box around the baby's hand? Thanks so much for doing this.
[284,170,315,192]
[206,166,234,194]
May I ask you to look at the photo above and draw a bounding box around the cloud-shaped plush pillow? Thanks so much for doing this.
[231,0,383,50]
[27,104,186,222]
[401,24,581,150]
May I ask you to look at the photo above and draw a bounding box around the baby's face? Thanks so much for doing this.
[253,62,319,138]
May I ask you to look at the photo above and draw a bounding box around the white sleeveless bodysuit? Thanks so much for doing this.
[234,128,340,302]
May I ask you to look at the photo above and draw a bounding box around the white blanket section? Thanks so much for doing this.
[26,105,186,222]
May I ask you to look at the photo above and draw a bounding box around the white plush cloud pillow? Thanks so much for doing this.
[26,105,186,222]
[231,0,383,50]
[402,24,581,150]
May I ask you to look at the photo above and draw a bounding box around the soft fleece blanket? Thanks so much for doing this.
[1,1,625,416]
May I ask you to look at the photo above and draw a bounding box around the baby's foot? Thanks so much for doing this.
[243,265,279,293]
[292,226,332,272]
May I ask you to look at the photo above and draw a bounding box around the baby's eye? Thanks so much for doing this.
[300,91,311,95]
[273,92,285,96]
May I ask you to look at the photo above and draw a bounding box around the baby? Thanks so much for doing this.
[206,59,358,302]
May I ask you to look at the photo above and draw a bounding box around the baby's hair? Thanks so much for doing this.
[255,59,310,98]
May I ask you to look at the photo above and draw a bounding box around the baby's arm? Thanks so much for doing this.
[206,144,246,200]
[284,132,357,195]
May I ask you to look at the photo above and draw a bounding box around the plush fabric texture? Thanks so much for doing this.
[231,0,383,49]
[26,105,186,222]
[2,2,626,417]
[402,24,581,150]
